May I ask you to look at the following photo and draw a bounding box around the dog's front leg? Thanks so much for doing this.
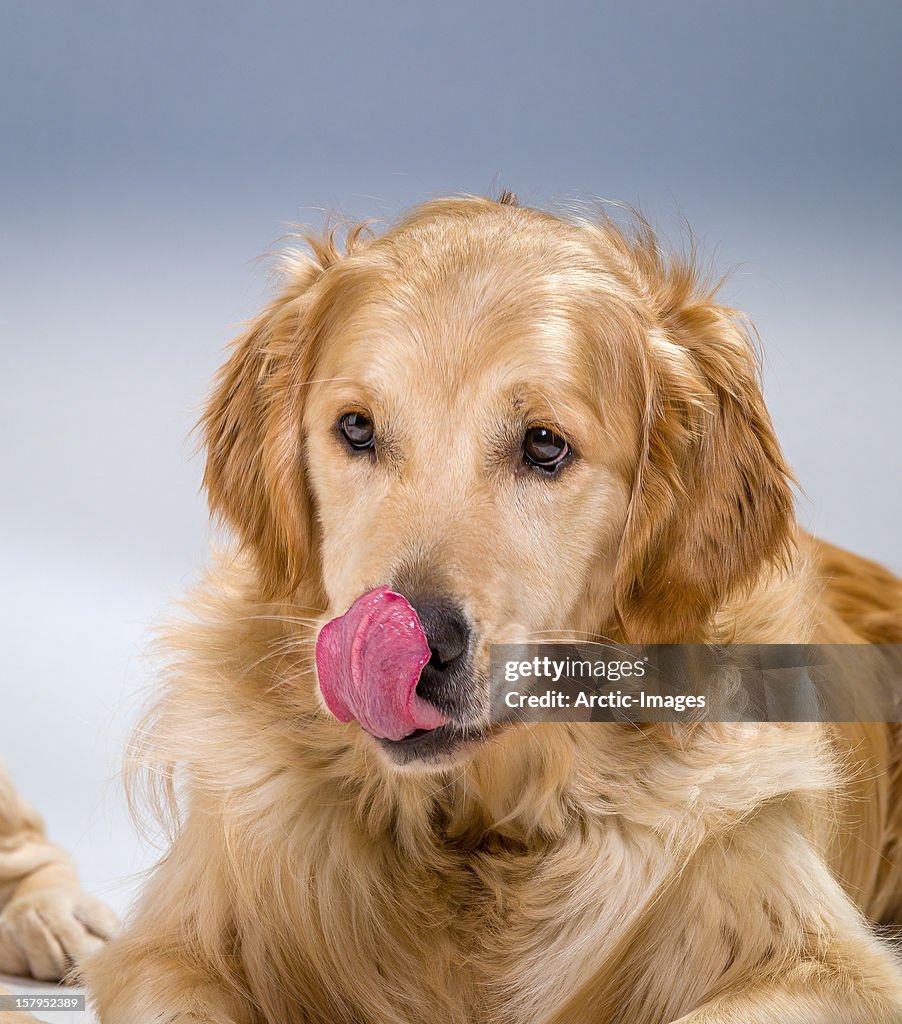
[546,798,902,1024]
[670,977,902,1024]
[84,945,260,1024]
[81,853,262,1024]
[0,763,118,981]
[659,816,902,1024]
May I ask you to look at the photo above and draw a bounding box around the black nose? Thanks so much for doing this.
[407,596,471,710]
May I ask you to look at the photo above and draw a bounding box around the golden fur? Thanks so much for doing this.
[85,195,902,1022]
[0,763,118,1000]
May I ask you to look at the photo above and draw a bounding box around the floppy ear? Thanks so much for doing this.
[613,282,795,642]
[200,255,326,598]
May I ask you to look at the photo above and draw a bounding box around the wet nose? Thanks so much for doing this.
[406,596,471,710]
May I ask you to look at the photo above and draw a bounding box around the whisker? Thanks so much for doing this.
[286,375,354,391]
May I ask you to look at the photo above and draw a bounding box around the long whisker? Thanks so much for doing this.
[286,375,354,391]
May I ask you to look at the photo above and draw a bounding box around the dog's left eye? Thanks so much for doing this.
[523,425,570,472]
[339,411,375,450]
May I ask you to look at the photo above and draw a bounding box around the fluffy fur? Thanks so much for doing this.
[86,194,902,1023]
[0,763,118,990]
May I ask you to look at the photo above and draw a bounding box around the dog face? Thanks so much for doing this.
[201,196,794,766]
[301,233,640,757]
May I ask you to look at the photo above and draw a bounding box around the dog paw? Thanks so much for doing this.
[0,886,118,982]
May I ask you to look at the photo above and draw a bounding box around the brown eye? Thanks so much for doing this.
[523,425,570,471]
[339,411,375,450]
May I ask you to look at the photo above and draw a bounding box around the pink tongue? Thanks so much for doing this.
[315,586,447,741]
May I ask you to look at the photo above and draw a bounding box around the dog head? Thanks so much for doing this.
[201,195,794,767]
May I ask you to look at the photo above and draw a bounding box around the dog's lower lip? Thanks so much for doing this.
[376,721,485,757]
[381,724,457,747]
[399,728,431,742]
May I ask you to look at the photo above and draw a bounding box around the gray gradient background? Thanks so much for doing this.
[1,1,900,1014]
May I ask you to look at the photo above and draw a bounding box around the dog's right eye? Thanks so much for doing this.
[523,425,570,472]
[338,411,375,451]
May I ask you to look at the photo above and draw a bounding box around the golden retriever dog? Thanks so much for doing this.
[0,764,118,987]
[85,193,902,1023]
